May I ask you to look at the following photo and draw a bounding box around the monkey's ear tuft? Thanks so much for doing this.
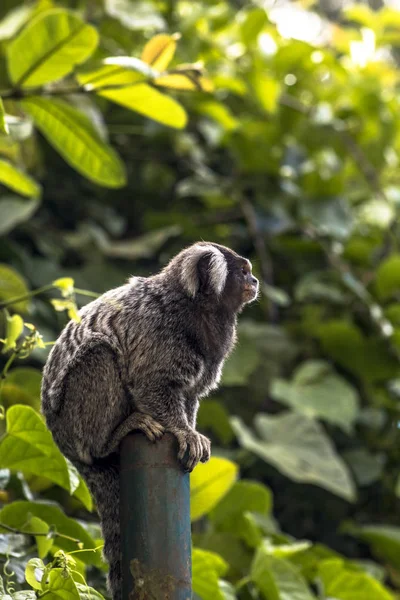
[181,244,228,298]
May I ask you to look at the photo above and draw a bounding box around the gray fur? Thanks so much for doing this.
[41,242,258,600]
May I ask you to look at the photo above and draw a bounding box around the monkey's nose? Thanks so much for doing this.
[251,276,258,286]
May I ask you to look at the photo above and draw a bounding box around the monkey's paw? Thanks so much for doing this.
[131,413,165,443]
[173,428,211,472]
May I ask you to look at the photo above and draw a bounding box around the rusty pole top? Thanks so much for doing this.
[120,432,192,600]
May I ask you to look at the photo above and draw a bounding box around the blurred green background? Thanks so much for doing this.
[2,0,400,598]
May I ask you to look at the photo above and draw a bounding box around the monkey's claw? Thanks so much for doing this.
[131,413,165,442]
[173,428,211,472]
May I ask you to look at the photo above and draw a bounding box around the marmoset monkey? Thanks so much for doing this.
[41,242,258,600]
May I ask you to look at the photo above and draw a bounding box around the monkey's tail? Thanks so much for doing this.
[73,455,121,600]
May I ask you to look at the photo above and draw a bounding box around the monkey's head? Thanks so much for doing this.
[164,242,259,313]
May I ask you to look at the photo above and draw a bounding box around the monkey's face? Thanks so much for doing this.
[219,250,259,312]
[239,260,259,305]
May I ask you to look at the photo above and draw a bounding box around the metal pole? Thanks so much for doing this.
[120,432,192,600]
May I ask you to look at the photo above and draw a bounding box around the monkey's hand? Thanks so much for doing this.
[171,428,211,472]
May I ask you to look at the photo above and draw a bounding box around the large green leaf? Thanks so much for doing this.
[0,405,92,510]
[349,525,400,570]
[21,97,126,188]
[270,360,359,433]
[251,546,316,600]
[7,9,98,87]
[0,196,40,235]
[77,65,187,129]
[231,413,356,502]
[0,264,29,312]
[0,159,40,197]
[375,254,400,300]
[210,480,273,548]
[192,548,228,600]
[0,98,7,134]
[43,569,80,600]
[318,558,393,600]
[191,457,238,521]
[2,367,42,410]
[0,501,101,566]
[316,320,398,382]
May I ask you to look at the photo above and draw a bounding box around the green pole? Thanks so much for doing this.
[120,432,192,599]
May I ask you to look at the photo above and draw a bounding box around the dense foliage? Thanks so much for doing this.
[2,0,400,598]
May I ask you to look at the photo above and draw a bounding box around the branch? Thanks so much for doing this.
[0,522,82,545]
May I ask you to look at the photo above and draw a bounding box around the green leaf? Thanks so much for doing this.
[240,7,268,45]
[191,457,238,521]
[344,449,385,486]
[349,525,400,570]
[231,413,356,502]
[25,557,45,591]
[375,254,400,300]
[197,401,234,445]
[2,312,23,353]
[7,8,98,88]
[141,33,177,71]
[75,583,105,600]
[21,97,126,188]
[270,360,359,433]
[2,367,42,410]
[318,558,393,600]
[0,501,101,566]
[193,548,228,600]
[0,97,8,134]
[251,73,281,114]
[24,516,53,558]
[0,406,92,510]
[210,480,272,547]
[0,196,41,236]
[77,66,187,129]
[0,159,40,197]
[53,277,74,297]
[43,568,80,600]
[211,480,272,526]
[251,546,316,600]
[0,264,29,312]
[317,320,398,382]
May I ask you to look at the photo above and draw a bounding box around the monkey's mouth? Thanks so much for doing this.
[243,282,259,303]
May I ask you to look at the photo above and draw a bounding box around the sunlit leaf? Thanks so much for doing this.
[78,65,187,129]
[319,558,393,600]
[251,546,316,600]
[0,406,92,510]
[43,568,80,599]
[21,97,126,188]
[0,264,29,312]
[0,159,40,197]
[141,33,178,71]
[191,457,238,521]
[25,557,45,590]
[2,312,24,353]
[7,9,98,87]
[193,548,228,600]
[0,98,8,134]
[0,501,101,565]
[24,516,53,559]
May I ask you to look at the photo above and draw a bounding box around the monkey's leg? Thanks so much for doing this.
[100,412,164,456]
[74,456,121,600]
[134,383,211,472]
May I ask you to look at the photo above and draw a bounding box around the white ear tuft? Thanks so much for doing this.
[181,244,228,298]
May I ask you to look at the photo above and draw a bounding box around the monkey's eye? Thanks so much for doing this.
[241,266,249,275]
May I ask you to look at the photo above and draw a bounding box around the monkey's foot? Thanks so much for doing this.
[172,428,211,472]
[130,413,165,443]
